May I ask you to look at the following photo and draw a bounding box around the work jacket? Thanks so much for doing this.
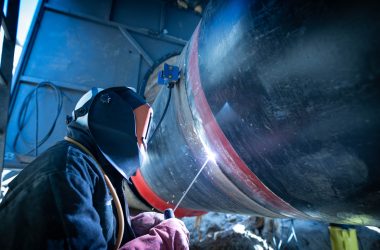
[0,123,135,249]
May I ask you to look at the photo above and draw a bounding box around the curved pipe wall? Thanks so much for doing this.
[132,0,380,226]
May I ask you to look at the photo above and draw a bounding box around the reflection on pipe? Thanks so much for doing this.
[132,0,380,226]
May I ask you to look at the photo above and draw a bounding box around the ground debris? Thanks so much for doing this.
[182,212,380,250]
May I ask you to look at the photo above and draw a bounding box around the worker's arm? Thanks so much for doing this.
[48,171,110,249]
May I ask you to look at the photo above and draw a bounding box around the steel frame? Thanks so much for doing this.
[5,0,198,171]
[0,0,20,192]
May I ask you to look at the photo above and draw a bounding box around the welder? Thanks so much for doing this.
[0,87,189,249]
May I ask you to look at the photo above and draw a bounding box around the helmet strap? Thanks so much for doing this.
[66,87,100,124]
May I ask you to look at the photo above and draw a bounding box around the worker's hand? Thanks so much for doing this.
[120,217,190,250]
[157,218,190,247]
[131,212,164,237]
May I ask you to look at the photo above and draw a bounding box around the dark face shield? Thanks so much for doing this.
[87,87,152,178]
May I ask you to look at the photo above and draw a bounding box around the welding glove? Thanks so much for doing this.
[131,212,165,237]
[120,214,189,250]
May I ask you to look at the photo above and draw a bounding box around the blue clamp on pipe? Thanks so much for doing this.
[157,63,180,85]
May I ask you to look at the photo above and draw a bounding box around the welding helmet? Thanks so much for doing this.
[69,87,153,178]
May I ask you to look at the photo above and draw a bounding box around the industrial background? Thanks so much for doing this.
[4,0,203,167]
[1,0,380,249]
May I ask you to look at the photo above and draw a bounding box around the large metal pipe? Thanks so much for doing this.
[132,0,380,226]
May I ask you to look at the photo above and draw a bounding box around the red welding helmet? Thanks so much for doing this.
[71,87,153,178]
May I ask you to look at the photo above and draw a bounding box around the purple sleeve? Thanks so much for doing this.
[119,218,189,250]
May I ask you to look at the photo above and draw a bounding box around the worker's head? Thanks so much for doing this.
[68,87,153,178]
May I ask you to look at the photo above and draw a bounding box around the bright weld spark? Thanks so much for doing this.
[205,146,217,163]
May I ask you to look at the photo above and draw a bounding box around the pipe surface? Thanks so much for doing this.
[133,0,380,226]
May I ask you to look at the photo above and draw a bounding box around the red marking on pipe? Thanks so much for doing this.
[131,170,207,218]
[187,25,305,217]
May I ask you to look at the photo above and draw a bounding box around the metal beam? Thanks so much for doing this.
[118,26,154,67]
[44,3,187,46]
[0,0,4,14]
[20,75,88,93]
[8,0,44,115]
[1,12,11,41]
[104,0,114,21]
[160,2,166,33]
[3,154,30,170]
[0,69,6,86]
[1,0,19,84]
[0,0,20,193]
[0,84,8,188]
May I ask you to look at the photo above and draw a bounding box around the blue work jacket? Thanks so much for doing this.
[0,124,135,249]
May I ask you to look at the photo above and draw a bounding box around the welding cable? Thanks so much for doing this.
[64,136,124,250]
[147,84,173,144]
[13,82,63,155]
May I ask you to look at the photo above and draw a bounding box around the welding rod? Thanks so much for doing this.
[164,157,212,219]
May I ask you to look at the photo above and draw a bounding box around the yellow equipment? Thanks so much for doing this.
[329,224,359,250]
